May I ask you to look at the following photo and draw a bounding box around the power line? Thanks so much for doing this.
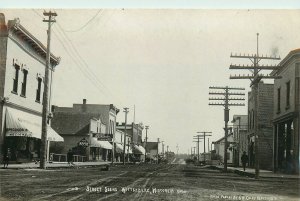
[60,10,103,33]
[54,21,124,105]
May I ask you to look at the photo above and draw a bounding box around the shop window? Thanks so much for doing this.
[12,63,20,94]
[36,77,42,103]
[286,81,290,109]
[20,69,28,97]
[277,88,281,113]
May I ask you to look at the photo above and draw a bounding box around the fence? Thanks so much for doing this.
[50,153,87,162]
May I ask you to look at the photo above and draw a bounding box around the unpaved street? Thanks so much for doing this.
[0,164,299,201]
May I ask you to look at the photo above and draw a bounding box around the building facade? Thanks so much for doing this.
[0,15,62,163]
[272,49,300,174]
[247,82,274,170]
[51,100,119,161]
[116,122,145,161]
[212,132,234,164]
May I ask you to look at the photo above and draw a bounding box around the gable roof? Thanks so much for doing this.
[51,113,101,135]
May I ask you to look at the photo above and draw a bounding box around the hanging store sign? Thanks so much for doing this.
[78,138,89,147]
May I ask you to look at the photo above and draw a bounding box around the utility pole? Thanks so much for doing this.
[229,33,281,178]
[144,125,149,163]
[208,138,210,152]
[122,107,129,165]
[196,132,212,164]
[157,138,160,164]
[176,144,179,156]
[40,11,57,169]
[209,86,245,172]
[193,135,203,163]
[161,141,165,157]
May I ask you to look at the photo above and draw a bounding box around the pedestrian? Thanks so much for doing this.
[241,151,249,171]
[67,149,74,166]
[3,148,11,169]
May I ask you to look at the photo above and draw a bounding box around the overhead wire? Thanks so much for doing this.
[54,21,124,105]
[58,9,102,33]
[32,9,125,107]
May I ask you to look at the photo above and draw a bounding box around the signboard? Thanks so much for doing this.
[78,138,89,147]
[95,133,112,141]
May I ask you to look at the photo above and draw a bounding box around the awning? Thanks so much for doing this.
[133,145,145,155]
[115,143,124,153]
[90,137,101,147]
[99,140,112,150]
[5,107,64,142]
[126,146,132,154]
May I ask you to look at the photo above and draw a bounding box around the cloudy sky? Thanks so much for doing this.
[1,8,300,153]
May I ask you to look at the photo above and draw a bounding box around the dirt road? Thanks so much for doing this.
[0,163,299,201]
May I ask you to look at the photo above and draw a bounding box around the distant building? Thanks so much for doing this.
[116,122,145,161]
[231,115,248,167]
[0,15,62,163]
[212,132,234,164]
[272,48,300,174]
[51,99,119,161]
[247,82,274,170]
[145,141,158,159]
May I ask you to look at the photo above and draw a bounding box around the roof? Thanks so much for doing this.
[51,113,102,135]
[212,133,233,144]
[271,48,300,76]
[0,14,60,67]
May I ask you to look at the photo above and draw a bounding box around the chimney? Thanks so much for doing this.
[82,99,87,112]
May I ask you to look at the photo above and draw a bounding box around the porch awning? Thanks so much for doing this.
[99,140,112,150]
[115,143,124,153]
[90,137,101,147]
[133,145,145,155]
[5,107,64,142]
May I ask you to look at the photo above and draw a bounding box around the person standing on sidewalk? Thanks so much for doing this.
[3,148,11,169]
[241,151,249,171]
[67,149,74,166]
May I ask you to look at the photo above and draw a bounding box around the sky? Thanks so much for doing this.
[1,8,300,154]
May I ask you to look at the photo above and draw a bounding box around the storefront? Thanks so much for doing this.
[89,137,112,161]
[3,107,63,162]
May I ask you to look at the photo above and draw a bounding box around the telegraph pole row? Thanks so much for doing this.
[40,11,57,169]
[193,135,203,163]
[196,132,212,164]
[122,107,129,165]
[229,33,281,178]
[209,86,245,172]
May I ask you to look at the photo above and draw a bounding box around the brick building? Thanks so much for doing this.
[51,100,119,161]
[247,82,274,170]
[0,15,62,163]
[272,48,300,174]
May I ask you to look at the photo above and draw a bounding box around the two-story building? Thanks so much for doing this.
[0,15,63,163]
[116,122,145,161]
[272,48,300,174]
[247,82,274,170]
[51,99,119,161]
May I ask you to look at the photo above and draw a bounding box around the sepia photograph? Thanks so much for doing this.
[0,1,300,201]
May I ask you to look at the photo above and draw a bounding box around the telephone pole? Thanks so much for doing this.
[229,33,281,178]
[40,11,57,169]
[209,86,245,172]
[196,132,212,164]
[144,125,149,163]
[157,138,160,164]
[193,135,203,162]
[122,107,129,165]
